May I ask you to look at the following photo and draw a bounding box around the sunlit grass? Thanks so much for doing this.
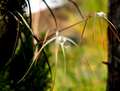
[48,7,108,91]
[52,44,107,91]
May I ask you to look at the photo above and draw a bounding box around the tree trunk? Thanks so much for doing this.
[107,0,120,91]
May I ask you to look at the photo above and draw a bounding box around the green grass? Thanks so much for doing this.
[47,0,108,90]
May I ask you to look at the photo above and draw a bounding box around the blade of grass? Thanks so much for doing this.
[43,0,58,28]
[80,19,88,40]
[96,12,120,42]
[16,11,33,34]
[65,37,78,46]
[60,43,66,75]
[51,36,59,91]
[15,11,40,43]
[91,15,97,42]
[104,17,120,42]
[25,0,32,26]
[68,0,84,19]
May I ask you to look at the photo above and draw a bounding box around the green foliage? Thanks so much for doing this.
[0,69,13,91]
[0,0,51,91]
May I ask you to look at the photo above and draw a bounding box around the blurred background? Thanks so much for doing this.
[33,0,108,91]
